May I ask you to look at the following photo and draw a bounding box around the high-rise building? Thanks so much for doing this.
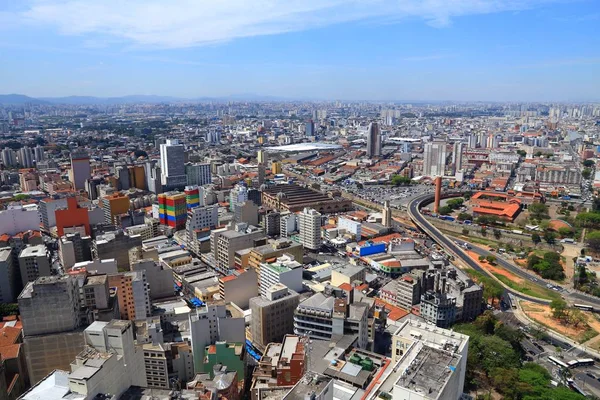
[423,140,448,178]
[158,191,187,230]
[452,142,464,173]
[55,196,91,237]
[382,200,392,228]
[185,185,201,209]
[18,245,51,287]
[211,223,265,275]
[128,165,146,190]
[69,150,91,190]
[160,139,186,190]
[100,191,130,225]
[366,122,381,158]
[33,145,45,163]
[1,148,16,168]
[0,248,18,303]
[250,285,300,349]
[17,147,34,168]
[271,161,282,175]
[258,255,303,297]
[298,208,321,250]
[107,270,151,321]
[305,120,315,136]
[186,162,212,186]
[229,184,249,211]
[264,211,281,237]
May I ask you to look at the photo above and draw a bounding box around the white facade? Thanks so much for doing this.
[299,208,321,250]
[0,205,41,235]
[280,213,298,237]
[18,147,34,168]
[186,204,218,232]
[186,162,212,186]
[337,217,361,238]
[259,256,303,297]
[423,140,447,178]
[130,270,151,320]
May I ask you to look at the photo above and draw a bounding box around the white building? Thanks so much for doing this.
[18,244,51,286]
[337,217,362,239]
[258,255,303,297]
[280,212,298,237]
[69,151,91,191]
[0,205,41,235]
[367,319,469,400]
[423,140,447,178]
[298,208,321,250]
[18,147,34,168]
[71,259,118,275]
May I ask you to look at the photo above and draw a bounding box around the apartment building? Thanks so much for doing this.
[250,284,300,349]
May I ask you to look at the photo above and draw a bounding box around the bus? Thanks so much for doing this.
[508,293,517,309]
[548,356,569,369]
[568,359,595,368]
[574,304,594,312]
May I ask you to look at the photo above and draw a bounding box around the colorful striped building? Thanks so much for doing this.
[158,192,187,230]
[185,186,200,209]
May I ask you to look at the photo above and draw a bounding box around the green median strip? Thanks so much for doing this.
[492,273,562,301]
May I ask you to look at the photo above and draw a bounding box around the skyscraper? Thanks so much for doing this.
[18,147,34,168]
[160,139,186,190]
[298,208,321,250]
[366,122,381,158]
[1,148,16,167]
[423,140,447,178]
[452,142,464,173]
[69,150,91,190]
[305,120,315,136]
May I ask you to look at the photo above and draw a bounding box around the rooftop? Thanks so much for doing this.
[19,244,46,258]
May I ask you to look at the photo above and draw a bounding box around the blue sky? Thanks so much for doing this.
[0,0,599,101]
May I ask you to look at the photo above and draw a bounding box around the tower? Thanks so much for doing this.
[160,139,186,191]
[382,200,392,228]
[366,122,381,158]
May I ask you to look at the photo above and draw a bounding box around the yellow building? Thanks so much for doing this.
[271,161,282,175]
[101,192,131,225]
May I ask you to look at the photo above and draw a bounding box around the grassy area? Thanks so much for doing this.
[492,273,562,301]
[579,328,598,344]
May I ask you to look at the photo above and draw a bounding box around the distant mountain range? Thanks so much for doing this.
[0,93,293,105]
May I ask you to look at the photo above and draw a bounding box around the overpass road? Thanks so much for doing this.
[408,194,600,309]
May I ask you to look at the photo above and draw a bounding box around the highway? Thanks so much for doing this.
[408,193,600,309]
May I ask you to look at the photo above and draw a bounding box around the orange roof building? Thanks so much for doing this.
[472,201,521,221]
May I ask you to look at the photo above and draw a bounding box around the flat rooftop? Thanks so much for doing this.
[394,344,460,399]
[19,244,46,258]
[283,374,332,400]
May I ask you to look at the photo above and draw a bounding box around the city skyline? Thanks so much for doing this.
[0,0,599,101]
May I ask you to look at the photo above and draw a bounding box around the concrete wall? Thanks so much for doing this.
[25,331,85,385]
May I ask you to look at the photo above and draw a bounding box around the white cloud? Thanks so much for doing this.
[19,0,552,48]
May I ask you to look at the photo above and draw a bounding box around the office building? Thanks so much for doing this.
[93,230,142,270]
[58,232,92,270]
[100,191,130,225]
[366,122,381,158]
[306,120,316,136]
[55,196,91,237]
[158,191,187,230]
[160,139,186,190]
[17,147,34,168]
[396,274,421,311]
[247,239,304,272]
[18,275,86,383]
[234,201,259,225]
[423,140,448,178]
[211,223,265,275]
[20,320,147,400]
[189,304,245,373]
[186,162,212,186]
[452,141,464,173]
[298,208,321,250]
[218,268,258,309]
[229,184,249,211]
[131,259,174,300]
[185,185,201,209]
[33,145,45,162]
[250,285,300,349]
[294,292,369,349]
[271,161,282,175]
[108,270,151,321]
[0,248,18,303]
[337,217,361,239]
[18,245,51,287]
[264,211,281,237]
[280,212,298,237]
[142,342,169,389]
[381,319,469,400]
[69,150,91,191]
[258,255,303,297]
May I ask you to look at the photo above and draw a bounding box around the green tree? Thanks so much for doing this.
[543,230,556,244]
[528,203,550,220]
[582,168,592,180]
[517,150,527,157]
[531,232,541,245]
[462,228,470,236]
[583,159,595,168]
[486,255,497,264]
[12,194,30,201]
[550,298,568,320]
[493,229,502,239]
[557,227,573,238]
[390,175,412,186]
[457,212,472,221]
[586,231,600,253]
[481,227,487,236]
[576,212,600,229]
[438,205,453,215]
